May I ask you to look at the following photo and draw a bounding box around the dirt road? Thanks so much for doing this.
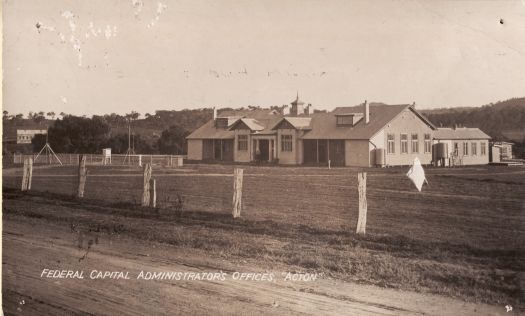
[3,216,510,316]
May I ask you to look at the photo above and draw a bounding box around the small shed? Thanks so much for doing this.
[491,141,513,160]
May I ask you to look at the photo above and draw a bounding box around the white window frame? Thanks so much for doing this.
[424,134,431,153]
[237,135,248,151]
[411,134,419,153]
[281,134,292,152]
[481,142,486,156]
[400,134,408,154]
[387,134,395,154]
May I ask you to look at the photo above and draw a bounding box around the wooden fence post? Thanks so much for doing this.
[21,158,33,191]
[77,155,88,198]
[142,163,152,206]
[232,168,243,218]
[21,158,28,191]
[149,179,156,208]
[356,172,367,235]
[27,158,33,191]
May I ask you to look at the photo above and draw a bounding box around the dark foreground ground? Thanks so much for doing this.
[2,164,525,314]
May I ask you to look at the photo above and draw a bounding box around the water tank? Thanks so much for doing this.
[375,148,385,167]
[435,143,448,159]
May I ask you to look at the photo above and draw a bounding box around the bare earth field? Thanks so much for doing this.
[2,163,525,315]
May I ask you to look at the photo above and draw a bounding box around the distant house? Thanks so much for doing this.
[186,95,440,167]
[490,141,514,161]
[432,127,491,166]
[16,129,47,144]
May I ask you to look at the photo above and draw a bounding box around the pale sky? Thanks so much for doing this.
[3,0,525,116]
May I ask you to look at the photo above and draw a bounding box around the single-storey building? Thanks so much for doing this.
[187,96,442,167]
[432,127,491,166]
[490,141,514,161]
[16,129,47,144]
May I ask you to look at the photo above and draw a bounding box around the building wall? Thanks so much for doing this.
[277,129,299,164]
[296,131,306,164]
[187,139,203,160]
[444,139,489,165]
[369,130,385,166]
[202,140,214,160]
[234,129,252,162]
[16,129,47,144]
[345,140,370,167]
[500,144,513,159]
[380,109,433,166]
[433,139,489,165]
[490,146,501,162]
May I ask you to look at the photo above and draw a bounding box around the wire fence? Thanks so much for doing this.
[3,163,524,251]
[11,153,186,167]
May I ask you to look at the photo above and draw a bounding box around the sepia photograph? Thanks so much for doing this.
[2,0,525,315]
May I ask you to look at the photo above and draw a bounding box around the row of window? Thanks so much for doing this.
[386,133,488,156]
[239,134,487,156]
[387,133,432,154]
[454,142,487,156]
[237,135,293,152]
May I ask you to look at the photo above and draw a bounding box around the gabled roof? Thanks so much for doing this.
[187,110,284,139]
[271,117,312,130]
[187,103,437,141]
[228,118,264,131]
[303,104,419,140]
[434,127,491,140]
[186,120,236,139]
[218,109,279,119]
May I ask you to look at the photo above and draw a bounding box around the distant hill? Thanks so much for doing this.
[421,97,525,142]
[4,98,525,158]
[108,109,213,144]
[2,119,53,142]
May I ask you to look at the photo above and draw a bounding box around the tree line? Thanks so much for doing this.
[30,115,191,155]
[423,97,525,158]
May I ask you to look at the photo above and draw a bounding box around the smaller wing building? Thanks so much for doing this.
[432,127,491,166]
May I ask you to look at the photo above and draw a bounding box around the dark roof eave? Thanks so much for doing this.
[186,136,235,140]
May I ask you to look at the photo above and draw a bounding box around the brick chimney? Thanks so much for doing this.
[364,100,369,124]
[281,104,289,115]
[213,107,217,120]
[305,104,312,115]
